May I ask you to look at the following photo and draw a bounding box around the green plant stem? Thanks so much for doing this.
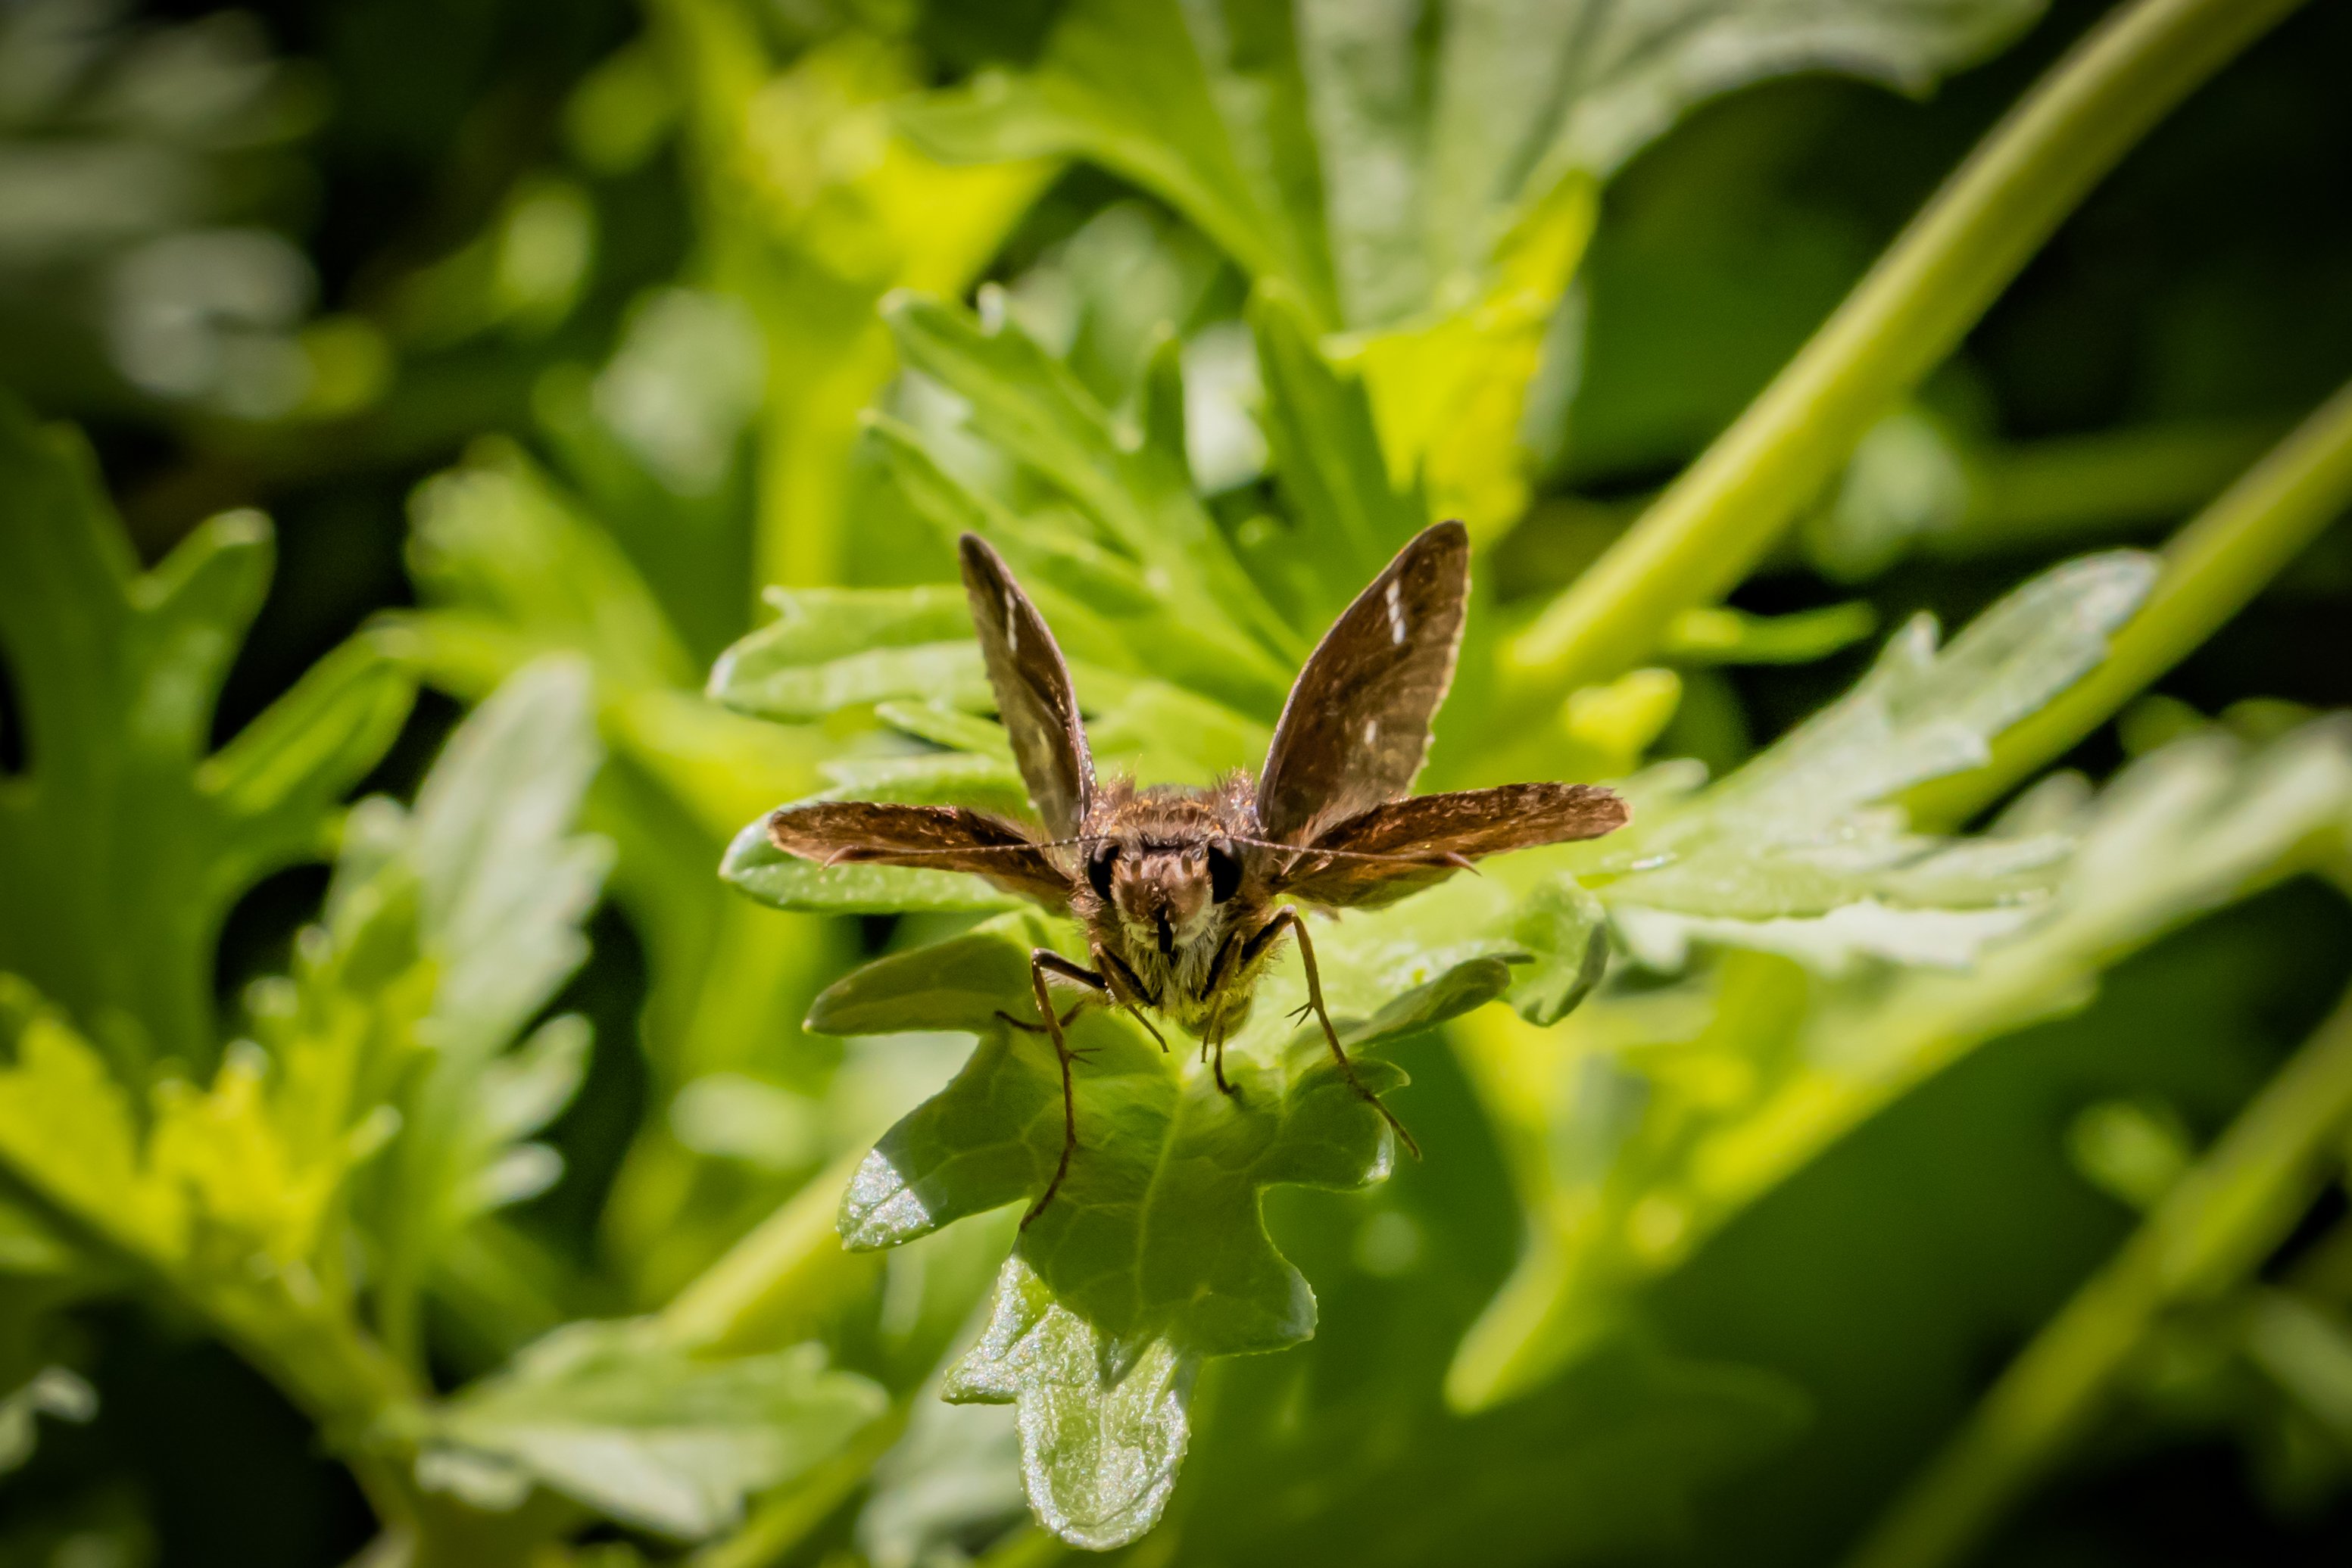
[690,1397,914,1568]
[1844,980,2352,1568]
[1502,0,2307,703]
[658,1149,872,1353]
[1907,374,2352,827]
[1948,418,2282,554]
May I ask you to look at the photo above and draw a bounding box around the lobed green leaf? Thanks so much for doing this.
[423,1321,887,1538]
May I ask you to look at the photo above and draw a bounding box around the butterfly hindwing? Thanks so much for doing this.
[767,800,1075,907]
[1273,783,1629,908]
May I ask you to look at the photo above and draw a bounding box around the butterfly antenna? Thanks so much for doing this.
[1224,834,1477,871]
[822,834,1102,862]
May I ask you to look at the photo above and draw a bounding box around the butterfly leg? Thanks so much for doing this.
[1210,1024,1235,1096]
[994,1002,1087,1036]
[1257,908,1421,1160]
[1091,943,1169,1053]
[1021,949,1107,1227]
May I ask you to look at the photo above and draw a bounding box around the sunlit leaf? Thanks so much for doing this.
[0,394,412,1069]
[1584,552,2159,969]
[707,584,984,722]
[884,292,1302,695]
[941,1255,1199,1551]
[1450,719,2352,1408]
[357,659,612,1348]
[422,1320,887,1538]
[897,0,2042,529]
[0,984,180,1260]
[407,444,695,690]
[809,865,1612,1545]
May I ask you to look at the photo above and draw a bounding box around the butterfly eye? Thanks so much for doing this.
[1206,840,1241,904]
[1087,842,1118,902]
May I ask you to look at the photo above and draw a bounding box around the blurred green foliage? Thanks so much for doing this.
[4,1,2352,1565]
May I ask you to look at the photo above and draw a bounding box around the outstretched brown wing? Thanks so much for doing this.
[960,534,1093,840]
[767,801,1075,908]
[1256,521,1470,846]
[1274,783,1628,908]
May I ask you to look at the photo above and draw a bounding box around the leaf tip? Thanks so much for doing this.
[836,1144,933,1250]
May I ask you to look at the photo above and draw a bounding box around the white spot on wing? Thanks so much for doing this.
[1003,588,1019,653]
[1383,578,1407,645]
[1363,719,1379,747]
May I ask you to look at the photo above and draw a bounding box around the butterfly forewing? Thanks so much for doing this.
[1274,783,1630,907]
[1256,521,1471,846]
[767,801,1075,906]
[959,535,1095,840]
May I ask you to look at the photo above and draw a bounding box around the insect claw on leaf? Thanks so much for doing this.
[994,1003,1086,1036]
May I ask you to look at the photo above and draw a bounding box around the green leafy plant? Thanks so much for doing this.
[0,393,411,1072]
[7,0,2352,1562]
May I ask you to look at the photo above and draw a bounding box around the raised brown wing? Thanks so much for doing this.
[768,801,1075,907]
[1256,521,1470,846]
[960,534,1094,839]
[1274,783,1628,908]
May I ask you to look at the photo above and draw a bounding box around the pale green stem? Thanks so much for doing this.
[1949,419,2282,554]
[657,1148,872,1353]
[1845,980,2352,1568]
[690,1398,914,1568]
[1907,374,2352,827]
[1503,0,2307,701]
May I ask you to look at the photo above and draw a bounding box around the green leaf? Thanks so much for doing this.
[422,1320,887,1539]
[836,998,1398,1547]
[854,1386,1023,1568]
[1585,552,2159,969]
[388,438,823,847]
[0,982,179,1260]
[867,412,1267,704]
[0,971,418,1438]
[406,444,697,692]
[806,861,1609,1546]
[897,2,1335,323]
[804,912,1059,1037]
[409,660,611,1058]
[1243,279,1427,629]
[872,700,1015,761]
[816,752,1034,817]
[1449,719,2352,1410]
[906,0,2044,319]
[884,292,1304,690]
[0,974,390,1288]
[940,1254,1199,1551]
[707,585,986,722]
[0,394,413,1069]
[198,636,417,846]
[360,658,613,1357]
[897,0,2040,529]
[1517,0,2046,182]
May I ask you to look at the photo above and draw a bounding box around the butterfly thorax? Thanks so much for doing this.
[1072,775,1274,1034]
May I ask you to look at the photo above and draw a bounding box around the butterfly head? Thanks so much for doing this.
[1085,835,1245,954]
[1078,783,1254,958]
